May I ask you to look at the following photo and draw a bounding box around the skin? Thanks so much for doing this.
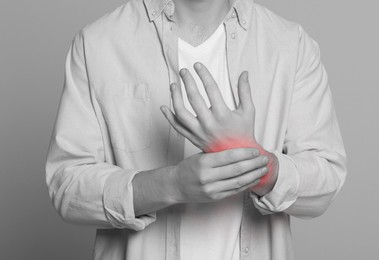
[173,0,231,46]
[132,0,278,216]
[160,63,279,196]
[133,148,269,215]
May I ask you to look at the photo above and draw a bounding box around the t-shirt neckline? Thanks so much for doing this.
[178,22,225,54]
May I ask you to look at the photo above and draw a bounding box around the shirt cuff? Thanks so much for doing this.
[249,151,300,215]
[103,169,157,231]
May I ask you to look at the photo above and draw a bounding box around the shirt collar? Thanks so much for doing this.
[143,0,255,31]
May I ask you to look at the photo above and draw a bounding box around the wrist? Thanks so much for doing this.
[250,151,279,196]
[204,136,278,195]
[132,166,182,216]
[206,136,259,153]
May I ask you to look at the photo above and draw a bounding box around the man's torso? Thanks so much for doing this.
[80,0,300,259]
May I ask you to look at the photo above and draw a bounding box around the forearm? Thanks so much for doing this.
[132,165,181,216]
[46,156,159,230]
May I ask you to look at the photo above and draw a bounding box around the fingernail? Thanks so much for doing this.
[194,62,202,70]
[179,69,187,76]
[243,71,249,81]
[170,83,176,91]
[262,167,268,174]
[160,106,166,113]
[262,156,269,164]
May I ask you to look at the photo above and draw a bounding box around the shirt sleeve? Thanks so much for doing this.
[45,31,156,231]
[249,25,347,218]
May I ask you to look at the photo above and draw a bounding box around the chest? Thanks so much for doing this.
[86,28,296,157]
[176,22,220,47]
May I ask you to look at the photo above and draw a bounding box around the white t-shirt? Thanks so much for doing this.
[178,22,244,260]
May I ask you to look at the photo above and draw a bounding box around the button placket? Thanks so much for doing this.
[224,19,240,106]
[152,14,183,260]
[240,191,254,259]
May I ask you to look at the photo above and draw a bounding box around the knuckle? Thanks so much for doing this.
[173,105,183,114]
[198,174,209,185]
[197,167,206,177]
[233,179,244,189]
[197,155,207,166]
[202,186,221,201]
[236,184,248,193]
[232,164,243,175]
[201,116,214,128]
[209,192,220,201]
[203,185,213,196]
[219,111,230,120]
[187,92,196,103]
[213,110,228,121]
[203,124,215,135]
[166,114,176,125]
[176,112,188,123]
[247,148,258,159]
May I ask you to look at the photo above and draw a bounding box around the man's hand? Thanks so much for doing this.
[171,148,269,203]
[161,62,256,153]
[160,62,278,196]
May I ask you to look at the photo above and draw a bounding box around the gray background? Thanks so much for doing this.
[0,0,377,259]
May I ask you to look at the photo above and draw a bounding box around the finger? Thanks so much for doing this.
[179,68,210,121]
[202,147,260,168]
[211,165,268,193]
[217,178,260,199]
[237,71,255,113]
[170,83,198,127]
[208,155,269,183]
[160,105,200,145]
[193,62,228,114]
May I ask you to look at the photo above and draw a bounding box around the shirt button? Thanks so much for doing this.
[242,19,246,24]
[244,247,249,254]
[231,12,236,18]
[231,33,236,39]
[152,10,157,16]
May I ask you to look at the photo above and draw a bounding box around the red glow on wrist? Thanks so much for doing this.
[205,138,260,153]
[206,137,274,190]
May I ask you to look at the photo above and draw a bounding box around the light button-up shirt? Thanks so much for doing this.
[45,0,347,259]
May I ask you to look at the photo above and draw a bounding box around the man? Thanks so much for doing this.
[45,0,347,259]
